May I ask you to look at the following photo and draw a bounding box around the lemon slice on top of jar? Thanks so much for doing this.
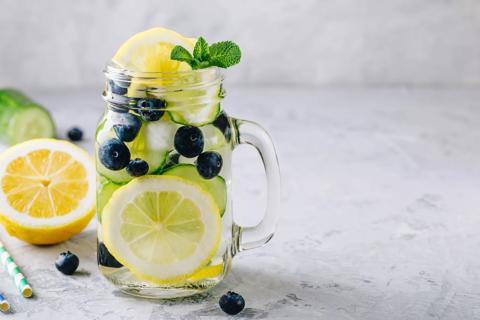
[113,27,196,73]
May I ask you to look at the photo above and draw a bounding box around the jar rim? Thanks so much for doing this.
[104,61,224,83]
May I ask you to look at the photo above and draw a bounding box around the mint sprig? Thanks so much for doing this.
[171,37,241,70]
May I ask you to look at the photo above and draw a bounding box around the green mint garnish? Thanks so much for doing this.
[171,37,241,70]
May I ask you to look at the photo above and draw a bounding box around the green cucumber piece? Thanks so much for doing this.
[97,176,122,223]
[0,89,55,145]
[162,164,226,216]
[166,85,222,126]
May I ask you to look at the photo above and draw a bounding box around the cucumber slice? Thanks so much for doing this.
[166,85,222,126]
[0,89,55,145]
[7,107,55,145]
[168,103,220,127]
[162,164,226,216]
[97,176,121,223]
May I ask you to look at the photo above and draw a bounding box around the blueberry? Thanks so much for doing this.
[196,151,222,179]
[219,291,245,315]
[174,126,204,158]
[97,242,123,268]
[212,111,232,142]
[136,98,166,121]
[98,138,130,170]
[126,158,149,177]
[113,113,141,142]
[109,79,128,95]
[67,127,83,141]
[55,251,79,275]
[163,153,180,170]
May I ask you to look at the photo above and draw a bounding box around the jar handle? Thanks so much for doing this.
[231,119,281,254]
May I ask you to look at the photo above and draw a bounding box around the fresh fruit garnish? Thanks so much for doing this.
[0,89,56,145]
[126,158,149,177]
[174,126,204,158]
[67,127,83,142]
[97,116,174,183]
[0,139,95,244]
[212,111,232,142]
[196,151,223,179]
[135,98,166,121]
[162,164,226,216]
[219,291,245,315]
[112,113,141,142]
[98,242,123,268]
[102,175,221,283]
[171,36,241,70]
[55,251,79,275]
[98,138,131,170]
[113,27,195,73]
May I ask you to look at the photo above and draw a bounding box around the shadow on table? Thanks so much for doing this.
[110,265,296,318]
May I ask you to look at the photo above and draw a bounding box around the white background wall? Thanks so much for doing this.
[0,0,479,89]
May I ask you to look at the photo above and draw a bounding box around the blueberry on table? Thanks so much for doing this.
[174,126,204,158]
[136,98,166,121]
[113,113,141,142]
[67,127,83,141]
[98,138,131,170]
[97,242,123,268]
[126,158,149,177]
[196,151,222,179]
[219,291,245,315]
[109,79,128,95]
[212,111,232,142]
[55,251,79,275]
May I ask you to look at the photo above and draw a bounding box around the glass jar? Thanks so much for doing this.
[96,63,281,298]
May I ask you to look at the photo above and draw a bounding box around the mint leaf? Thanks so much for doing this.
[170,38,242,70]
[170,46,194,63]
[208,41,241,68]
[193,37,210,62]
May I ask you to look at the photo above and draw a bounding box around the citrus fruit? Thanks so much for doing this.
[0,139,95,244]
[113,27,195,73]
[102,175,221,283]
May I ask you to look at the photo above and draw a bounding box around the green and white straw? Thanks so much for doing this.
[0,241,33,298]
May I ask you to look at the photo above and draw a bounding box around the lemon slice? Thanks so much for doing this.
[102,175,221,283]
[113,27,195,73]
[0,139,95,244]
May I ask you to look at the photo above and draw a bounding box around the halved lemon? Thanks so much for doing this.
[113,27,195,73]
[0,139,95,244]
[102,175,221,283]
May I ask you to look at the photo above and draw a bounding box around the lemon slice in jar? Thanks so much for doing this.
[102,175,221,283]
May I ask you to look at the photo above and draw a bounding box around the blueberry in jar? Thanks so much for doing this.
[136,98,166,121]
[55,251,80,275]
[196,151,222,179]
[174,126,204,158]
[212,111,232,142]
[126,158,149,177]
[99,138,130,170]
[113,113,141,142]
[97,242,123,268]
[219,291,245,315]
[108,79,128,95]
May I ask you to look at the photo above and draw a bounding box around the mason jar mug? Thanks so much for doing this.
[96,64,280,298]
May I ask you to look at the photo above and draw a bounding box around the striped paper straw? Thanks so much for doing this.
[0,293,9,312]
[0,241,33,298]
